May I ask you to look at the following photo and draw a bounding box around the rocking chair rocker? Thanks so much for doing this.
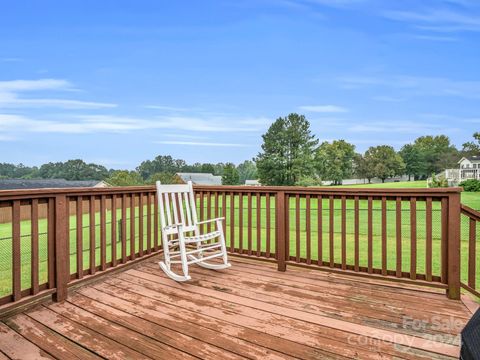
[156,181,231,281]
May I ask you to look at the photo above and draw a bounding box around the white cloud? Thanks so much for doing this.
[0,78,117,109]
[144,105,193,111]
[0,113,270,136]
[299,105,348,113]
[0,98,117,109]
[339,74,480,99]
[383,8,480,32]
[372,95,405,102]
[348,120,459,134]
[0,79,71,92]
[156,140,250,147]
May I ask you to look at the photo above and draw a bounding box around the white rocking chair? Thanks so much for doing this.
[156,181,231,281]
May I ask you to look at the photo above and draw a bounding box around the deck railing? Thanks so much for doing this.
[460,204,480,298]
[0,185,471,312]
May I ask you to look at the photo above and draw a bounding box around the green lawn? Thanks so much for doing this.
[1,181,479,298]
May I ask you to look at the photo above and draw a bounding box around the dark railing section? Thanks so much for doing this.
[0,185,467,311]
[460,204,480,298]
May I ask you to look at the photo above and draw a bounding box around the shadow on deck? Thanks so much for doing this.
[0,256,474,360]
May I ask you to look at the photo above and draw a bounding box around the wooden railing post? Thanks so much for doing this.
[276,191,287,272]
[53,195,69,302]
[446,192,461,300]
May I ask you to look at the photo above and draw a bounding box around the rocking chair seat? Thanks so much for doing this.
[184,231,222,243]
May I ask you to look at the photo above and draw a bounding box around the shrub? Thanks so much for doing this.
[429,173,449,188]
[459,179,480,192]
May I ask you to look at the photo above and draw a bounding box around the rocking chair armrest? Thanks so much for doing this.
[196,217,225,225]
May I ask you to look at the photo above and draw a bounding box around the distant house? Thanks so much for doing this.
[175,173,222,186]
[245,179,261,186]
[441,156,480,185]
[0,179,109,190]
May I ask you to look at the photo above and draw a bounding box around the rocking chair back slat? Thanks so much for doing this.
[178,192,186,226]
[184,192,192,227]
[164,193,173,226]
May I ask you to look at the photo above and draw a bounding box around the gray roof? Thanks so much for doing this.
[0,179,104,190]
[176,173,222,186]
[466,156,480,162]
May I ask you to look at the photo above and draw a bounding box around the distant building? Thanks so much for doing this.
[175,173,222,186]
[442,156,480,185]
[245,179,261,186]
[0,179,109,190]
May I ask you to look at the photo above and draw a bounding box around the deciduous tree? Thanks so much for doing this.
[315,140,355,185]
[222,163,240,185]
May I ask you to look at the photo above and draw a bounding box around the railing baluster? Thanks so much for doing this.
[396,197,402,278]
[76,197,83,279]
[100,195,106,271]
[139,193,143,257]
[248,193,252,255]
[426,197,432,281]
[154,192,159,251]
[329,196,334,268]
[469,218,476,289]
[354,196,359,272]
[89,196,96,274]
[121,194,127,263]
[441,197,448,284]
[341,196,346,270]
[53,195,68,302]
[207,192,212,234]
[31,199,39,294]
[256,193,261,257]
[410,198,417,280]
[230,192,235,252]
[199,192,204,233]
[239,193,243,254]
[306,195,311,265]
[12,200,21,302]
[266,193,271,258]
[111,195,117,266]
[285,194,290,260]
[147,193,152,254]
[367,196,373,274]
[317,195,322,266]
[276,191,286,272]
[130,194,136,260]
[48,198,55,288]
[381,196,387,276]
[295,195,300,263]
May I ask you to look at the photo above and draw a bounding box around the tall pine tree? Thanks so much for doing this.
[255,113,318,186]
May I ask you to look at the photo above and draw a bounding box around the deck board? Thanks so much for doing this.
[0,256,471,359]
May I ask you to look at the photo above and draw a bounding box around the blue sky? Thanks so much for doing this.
[0,0,479,169]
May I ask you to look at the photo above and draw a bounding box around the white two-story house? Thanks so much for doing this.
[444,156,480,184]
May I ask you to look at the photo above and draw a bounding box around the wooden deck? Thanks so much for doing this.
[0,256,473,360]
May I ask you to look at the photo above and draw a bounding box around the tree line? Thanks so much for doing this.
[0,113,478,186]
[0,157,257,186]
[255,113,479,186]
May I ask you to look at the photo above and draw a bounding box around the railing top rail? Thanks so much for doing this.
[461,204,480,221]
[0,184,462,200]
[0,186,156,200]
[193,185,463,196]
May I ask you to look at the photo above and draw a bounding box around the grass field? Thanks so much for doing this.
[0,180,479,298]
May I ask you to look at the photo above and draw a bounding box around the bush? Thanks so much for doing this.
[459,179,480,192]
[429,173,449,188]
[295,176,322,187]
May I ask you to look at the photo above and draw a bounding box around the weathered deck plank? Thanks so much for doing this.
[0,256,471,359]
